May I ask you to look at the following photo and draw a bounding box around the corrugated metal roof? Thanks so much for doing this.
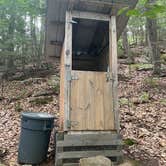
[45,0,138,59]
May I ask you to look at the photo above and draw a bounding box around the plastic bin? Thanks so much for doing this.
[18,112,54,164]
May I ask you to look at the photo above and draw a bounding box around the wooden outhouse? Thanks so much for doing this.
[45,0,138,165]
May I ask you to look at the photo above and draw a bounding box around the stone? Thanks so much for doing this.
[79,156,113,166]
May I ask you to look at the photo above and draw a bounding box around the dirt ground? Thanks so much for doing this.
[0,61,165,166]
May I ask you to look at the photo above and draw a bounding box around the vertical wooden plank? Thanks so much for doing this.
[109,16,119,132]
[103,77,114,130]
[64,11,72,131]
[59,44,65,131]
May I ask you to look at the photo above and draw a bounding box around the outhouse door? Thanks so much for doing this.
[70,70,114,130]
[64,11,118,131]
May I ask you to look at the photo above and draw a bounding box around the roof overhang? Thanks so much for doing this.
[45,0,138,59]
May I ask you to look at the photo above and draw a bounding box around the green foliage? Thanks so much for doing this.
[118,0,166,18]
[118,47,125,59]
[131,63,153,70]
[53,83,60,93]
[144,77,159,87]
[0,0,46,70]
[160,99,166,106]
[139,92,150,103]
[124,138,137,146]
[119,98,129,106]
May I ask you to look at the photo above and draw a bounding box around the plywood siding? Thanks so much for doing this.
[70,70,115,131]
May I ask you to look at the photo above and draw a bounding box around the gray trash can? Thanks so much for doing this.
[18,112,54,164]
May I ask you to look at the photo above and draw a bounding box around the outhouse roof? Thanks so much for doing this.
[45,0,138,59]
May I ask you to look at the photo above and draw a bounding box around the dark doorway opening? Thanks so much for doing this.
[72,18,109,72]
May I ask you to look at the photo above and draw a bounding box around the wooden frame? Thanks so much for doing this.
[109,16,119,132]
[64,11,72,131]
[71,11,110,21]
[62,10,119,132]
[55,132,123,166]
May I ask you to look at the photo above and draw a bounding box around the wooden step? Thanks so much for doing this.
[55,132,123,166]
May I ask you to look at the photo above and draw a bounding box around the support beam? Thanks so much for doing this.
[64,11,72,131]
[71,11,110,21]
[59,0,135,7]
[50,40,63,46]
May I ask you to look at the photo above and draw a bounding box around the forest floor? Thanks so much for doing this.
[0,54,166,166]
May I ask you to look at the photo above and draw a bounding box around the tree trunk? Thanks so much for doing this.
[122,28,133,63]
[146,0,161,75]
[7,14,15,72]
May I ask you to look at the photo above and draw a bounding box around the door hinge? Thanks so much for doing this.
[106,72,114,82]
[71,73,79,80]
[66,72,79,81]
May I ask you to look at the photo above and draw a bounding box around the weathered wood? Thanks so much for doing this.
[60,45,65,131]
[64,133,122,140]
[71,11,110,21]
[109,16,119,132]
[55,132,123,165]
[63,164,79,166]
[55,133,64,166]
[57,139,122,147]
[60,0,135,6]
[64,11,72,131]
[70,70,114,131]
[58,150,122,159]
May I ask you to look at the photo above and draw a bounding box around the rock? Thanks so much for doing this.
[118,159,141,166]
[159,139,166,147]
[0,163,6,166]
[79,156,113,166]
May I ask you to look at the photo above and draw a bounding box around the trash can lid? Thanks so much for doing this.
[22,112,55,120]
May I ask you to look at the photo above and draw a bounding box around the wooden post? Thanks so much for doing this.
[109,16,119,132]
[64,11,72,131]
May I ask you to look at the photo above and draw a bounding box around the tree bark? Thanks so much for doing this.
[146,0,161,75]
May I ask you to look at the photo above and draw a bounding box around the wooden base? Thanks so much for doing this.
[55,132,123,166]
